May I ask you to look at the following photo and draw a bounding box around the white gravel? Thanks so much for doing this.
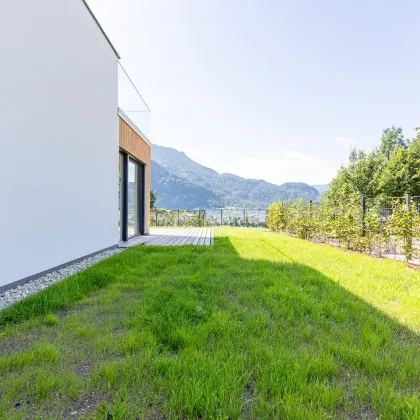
[0,248,124,311]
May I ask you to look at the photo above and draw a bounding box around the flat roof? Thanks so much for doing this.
[81,0,121,59]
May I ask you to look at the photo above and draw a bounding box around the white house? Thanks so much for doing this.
[0,0,151,292]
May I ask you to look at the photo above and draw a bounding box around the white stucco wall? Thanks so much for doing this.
[0,0,119,288]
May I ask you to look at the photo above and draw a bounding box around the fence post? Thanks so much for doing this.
[198,209,201,227]
[406,194,412,211]
[243,209,246,227]
[309,200,313,218]
[177,209,180,227]
[221,209,223,226]
[406,195,413,259]
[155,209,158,227]
[361,196,366,236]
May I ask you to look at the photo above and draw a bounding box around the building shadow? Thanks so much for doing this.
[138,235,420,417]
[1,233,420,418]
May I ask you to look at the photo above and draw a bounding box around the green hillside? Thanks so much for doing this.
[151,144,320,209]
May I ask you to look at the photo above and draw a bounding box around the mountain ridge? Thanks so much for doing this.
[151,144,321,209]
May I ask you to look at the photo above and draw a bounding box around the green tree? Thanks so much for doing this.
[326,148,381,202]
[379,126,409,160]
[410,128,420,158]
[326,126,414,203]
[379,147,420,196]
[150,190,157,209]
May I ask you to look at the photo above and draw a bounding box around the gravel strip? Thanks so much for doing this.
[0,248,124,311]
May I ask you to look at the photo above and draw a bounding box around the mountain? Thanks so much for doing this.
[151,144,320,209]
[312,184,330,195]
[151,161,222,208]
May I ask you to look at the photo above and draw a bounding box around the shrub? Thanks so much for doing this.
[266,201,282,232]
[266,196,420,262]
[387,201,420,261]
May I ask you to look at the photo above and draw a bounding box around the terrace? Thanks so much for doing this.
[119,227,214,247]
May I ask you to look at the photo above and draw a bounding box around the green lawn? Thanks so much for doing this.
[1,228,420,419]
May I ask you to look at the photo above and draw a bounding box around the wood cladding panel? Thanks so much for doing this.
[119,117,151,233]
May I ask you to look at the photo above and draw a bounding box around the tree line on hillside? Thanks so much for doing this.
[326,126,420,202]
[267,126,420,262]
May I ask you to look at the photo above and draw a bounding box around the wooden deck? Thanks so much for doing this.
[119,227,214,248]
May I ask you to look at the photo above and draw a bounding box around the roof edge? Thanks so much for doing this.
[118,108,152,147]
[81,0,121,59]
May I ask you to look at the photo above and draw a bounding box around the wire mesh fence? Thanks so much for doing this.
[266,195,420,262]
[151,197,420,231]
[413,196,420,212]
[151,208,267,228]
[151,209,204,227]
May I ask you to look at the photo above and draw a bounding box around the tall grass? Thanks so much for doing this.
[1,228,420,418]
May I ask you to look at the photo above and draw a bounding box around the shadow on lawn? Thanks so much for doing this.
[1,234,420,418]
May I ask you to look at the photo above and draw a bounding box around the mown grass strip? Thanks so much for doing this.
[0,252,128,326]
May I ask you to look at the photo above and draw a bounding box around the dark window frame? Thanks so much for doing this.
[119,149,146,241]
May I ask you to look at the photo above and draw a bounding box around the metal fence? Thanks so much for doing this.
[151,208,267,228]
[414,196,420,212]
[151,196,420,230]
[365,195,420,221]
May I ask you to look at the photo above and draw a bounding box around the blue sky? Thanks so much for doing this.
[89,0,420,185]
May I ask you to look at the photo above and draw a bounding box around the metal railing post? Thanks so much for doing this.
[406,195,413,257]
[177,209,180,227]
[155,208,158,227]
[406,194,412,211]
[221,209,223,226]
[361,196,366,236]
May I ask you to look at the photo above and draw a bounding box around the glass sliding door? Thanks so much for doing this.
[119,152,145,241]
[127,159,139,237]
[118,153,124,241]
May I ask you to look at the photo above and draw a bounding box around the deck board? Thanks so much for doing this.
[192,228,203,246]
[197,228,207,246]
[204,228,211,246]
[119,227,214,248]
[175,227,194,246]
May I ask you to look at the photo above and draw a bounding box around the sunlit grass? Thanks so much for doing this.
[1,228,420,418]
